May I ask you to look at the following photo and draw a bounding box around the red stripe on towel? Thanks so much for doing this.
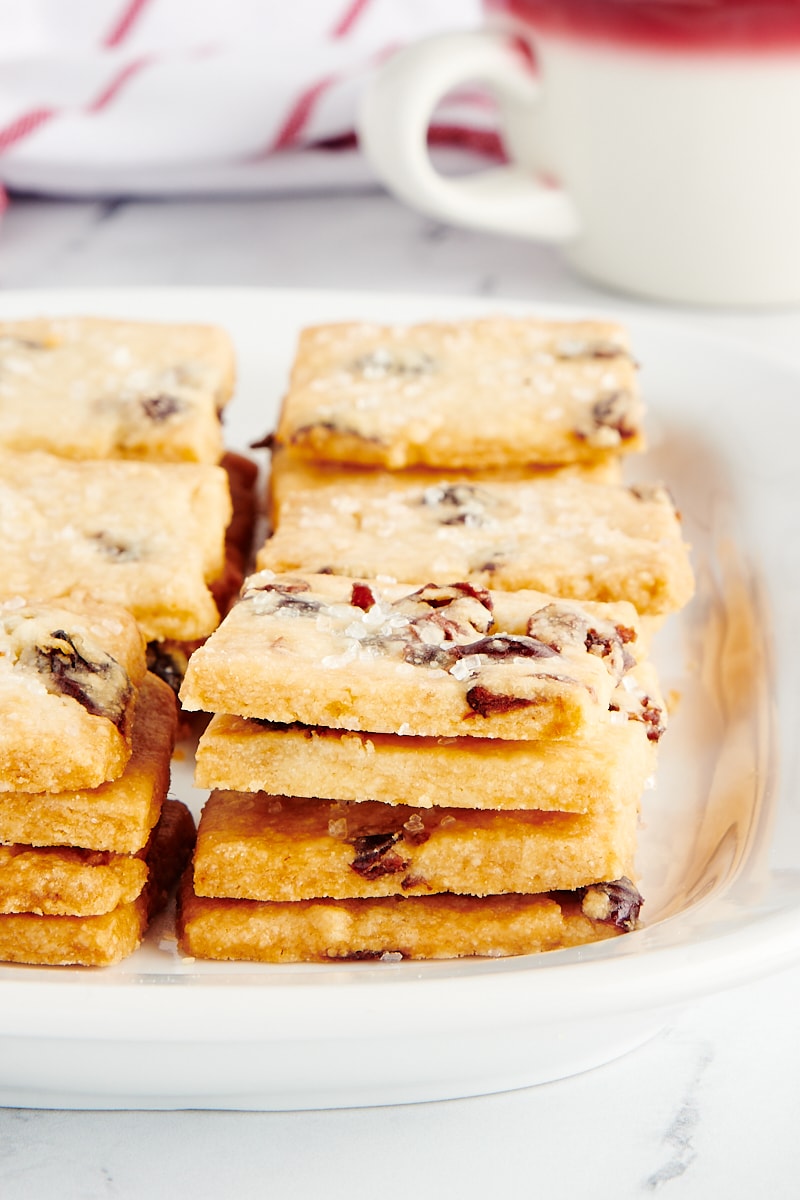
[0,57,158,157]
[103,0,153,47]
[87,56,154,111]
[269,75,339,152]
[0,107,57,152]
[259,41,400,158]
[331,0,373,38]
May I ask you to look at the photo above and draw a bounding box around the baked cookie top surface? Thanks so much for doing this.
[181,571,644,740]
[0,450,232,641]
[193,700,657,812]
[275,317,643,469]
[0,316,235,463]
[258,468,693,616]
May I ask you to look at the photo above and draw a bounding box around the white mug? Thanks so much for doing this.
[358,3,800,306]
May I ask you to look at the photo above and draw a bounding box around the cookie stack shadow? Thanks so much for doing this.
[177,316,695,963]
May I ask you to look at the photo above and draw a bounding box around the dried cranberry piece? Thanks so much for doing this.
[87,531,138,562]
[586,625,636,673]
[590,392,636,440]
[466,686,536,717]
[640,699,666,742]
[246,580,323,614]
[33,630,132,732]
[451,581,493,608]
[406,581,493,612]
[251,580,310,594]
[351,582,377,611]
[526,605,588,653]
[579,877,643,931]
[401,873,430,891]
[403,642,452,668]
[291,421,384,447]
[610,691,666,742]
[349,832,410,880]
[458,634,558,662]
[420,484,489,527]
[141,394,184,421]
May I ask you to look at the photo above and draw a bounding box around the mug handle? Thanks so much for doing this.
[358,30,580,241]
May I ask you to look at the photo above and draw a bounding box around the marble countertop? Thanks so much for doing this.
[0,191,799,1199]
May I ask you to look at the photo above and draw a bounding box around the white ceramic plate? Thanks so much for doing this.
[0,287,798,1111]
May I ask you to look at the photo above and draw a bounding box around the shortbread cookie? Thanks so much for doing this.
[192,788,639,901]
[274,317,643,469]
[180,573,643,740]
[177,873,643,962]
[0,451,232,641]
[194,705,656,812]
[0,842,149,918]
[0,672,176,851]
[0,798,196,966]
[258,468,693,616]
[0,596,146,793]
[0,316,235,463]
[267,448,624,522]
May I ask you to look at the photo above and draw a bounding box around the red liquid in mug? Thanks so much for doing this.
[487,0,800,52]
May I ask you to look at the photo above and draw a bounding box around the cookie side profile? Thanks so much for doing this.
[177,875,642,962]
[0,798,196,966]
[194,710,656,812]
[0,672,176,851]
[191,788,639,901]
[0,843,149,917]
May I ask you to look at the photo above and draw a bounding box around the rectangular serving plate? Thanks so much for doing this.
[0,286,796,1110]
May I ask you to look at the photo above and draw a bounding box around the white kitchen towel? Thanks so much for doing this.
[0,0,500,198]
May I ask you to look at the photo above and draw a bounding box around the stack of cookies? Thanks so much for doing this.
[178,315,694,963]
[0,596,194,965]
[0,315,258,699]
[0,315,252,965]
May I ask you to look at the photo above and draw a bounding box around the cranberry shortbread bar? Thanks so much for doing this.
[258,465,693,617]
[0,316,235,463]
[180,573,644,741]
[274,317,643,470]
